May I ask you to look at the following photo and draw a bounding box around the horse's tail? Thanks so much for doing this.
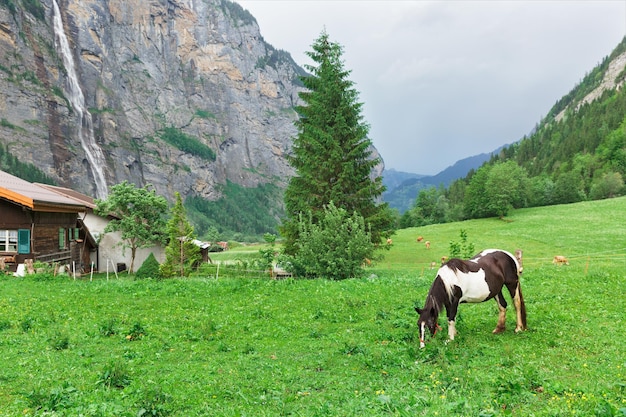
[516,281,527,330]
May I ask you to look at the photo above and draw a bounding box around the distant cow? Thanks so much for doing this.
[425,241,431,249]
[441,255,448,265]
[553,255,569,266]
[386,238,393,245]
[417,236,424,242]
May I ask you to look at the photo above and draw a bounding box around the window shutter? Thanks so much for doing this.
[18,229,30,254]
[59,228,65,249]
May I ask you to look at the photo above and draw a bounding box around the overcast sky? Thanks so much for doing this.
[237,1,626,175]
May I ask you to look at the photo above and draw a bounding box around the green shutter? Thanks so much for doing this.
[17,229,30,254]
[59,228,65,249]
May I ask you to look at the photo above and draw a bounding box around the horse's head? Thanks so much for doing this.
[415,306,442,348]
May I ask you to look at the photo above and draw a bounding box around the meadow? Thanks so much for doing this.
[0,197,625,416]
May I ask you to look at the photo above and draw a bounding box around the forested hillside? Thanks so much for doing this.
[400,37,626,228]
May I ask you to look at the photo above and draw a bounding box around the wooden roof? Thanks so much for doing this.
[0,170,86,213]
[35,183,97,210]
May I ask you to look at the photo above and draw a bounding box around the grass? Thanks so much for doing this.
[0,198,625,416]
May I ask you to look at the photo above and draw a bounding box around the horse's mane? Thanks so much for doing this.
[424,275,449,313]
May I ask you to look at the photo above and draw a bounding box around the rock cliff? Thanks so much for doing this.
[0,0,314,203]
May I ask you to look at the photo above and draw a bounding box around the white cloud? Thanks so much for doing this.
[237,0,626,174]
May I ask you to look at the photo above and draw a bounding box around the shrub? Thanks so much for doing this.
[135,253,162,279]
[159,127,215,161]
[49,332,70,350]
[99,318,117,337]
[136,387,172,417]
[126,322,146,341]
[285,202,374,279]
[97,360,131,389]
[25,382,76,412]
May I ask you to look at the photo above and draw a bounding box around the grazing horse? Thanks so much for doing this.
[415,249,527,348]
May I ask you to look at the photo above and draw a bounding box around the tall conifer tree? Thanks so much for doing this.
[281,31,393,254]
[160,192,201,277]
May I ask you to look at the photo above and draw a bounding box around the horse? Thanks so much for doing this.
[414,249,527,348]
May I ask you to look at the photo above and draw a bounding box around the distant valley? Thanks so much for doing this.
[383,148,503,213]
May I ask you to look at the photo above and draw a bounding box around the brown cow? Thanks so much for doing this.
[417,236,424,242]
[553,255,569,266]
[425,241,430,249]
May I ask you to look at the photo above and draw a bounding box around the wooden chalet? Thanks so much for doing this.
[0,170,86,271]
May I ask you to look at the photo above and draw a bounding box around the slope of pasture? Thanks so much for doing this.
[0,198,624,416]
[382,196,626,275]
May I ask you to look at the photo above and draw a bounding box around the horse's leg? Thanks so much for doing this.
[446,302,459,341]
[507,282,527,332]
[493,292,507,334]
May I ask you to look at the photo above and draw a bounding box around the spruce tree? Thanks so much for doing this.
[281,31,393,254]
[160,192,201,277]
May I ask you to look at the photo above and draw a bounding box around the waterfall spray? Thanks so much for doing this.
[52,0,108,199]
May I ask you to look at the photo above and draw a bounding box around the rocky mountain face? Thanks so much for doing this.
[0,0,329,203]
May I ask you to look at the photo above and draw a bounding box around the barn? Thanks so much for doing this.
[0,170,86,272]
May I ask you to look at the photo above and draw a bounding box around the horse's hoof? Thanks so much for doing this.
[492,327,506,334]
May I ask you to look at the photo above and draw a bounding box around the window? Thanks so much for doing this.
[59,228,66,250]
[0,230,18,252]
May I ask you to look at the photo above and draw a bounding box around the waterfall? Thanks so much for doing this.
[52,0,108,199]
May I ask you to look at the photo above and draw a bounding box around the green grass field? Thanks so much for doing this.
[1,197,625,416]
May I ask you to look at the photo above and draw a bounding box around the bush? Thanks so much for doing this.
[135,253,162,279]
[97,360,131,389]
[285,202,374,280]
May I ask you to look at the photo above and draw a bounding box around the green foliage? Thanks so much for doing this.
[284,202,374,279]
[194,109,216,119]
[25,382,77,412]
[186,181,283,240]
[0,143,57,185]
[589,171,624,200]
[22,0,44,20]
[160,192,202,278]
[136,387,172,417]
[282,30,393,255]
[448,229,475,259]
[219,0,256,26]
[258,233,277,272]
[159,126,215,161]
[97,360,131,389]
[0,0,17,15]
[95,181,168,273]
[135,252,162,279]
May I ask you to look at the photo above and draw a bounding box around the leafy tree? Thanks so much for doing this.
[95,181,167,273]
[281,30,393,255]
[484,161,529,218]
[589,171,624,200]
[464,164,492,218]
[553,171,585,204]
[283,202,374,280]
[160,193,202,278]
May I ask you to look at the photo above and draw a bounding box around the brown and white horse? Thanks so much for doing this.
[415,249,527,348]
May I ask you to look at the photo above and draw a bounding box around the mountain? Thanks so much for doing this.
[1,0,310,202]
[383,148,500,213]
[0,0,382,238]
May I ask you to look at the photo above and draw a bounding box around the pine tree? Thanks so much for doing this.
[281,30,393,254]
[160,193,201,278]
